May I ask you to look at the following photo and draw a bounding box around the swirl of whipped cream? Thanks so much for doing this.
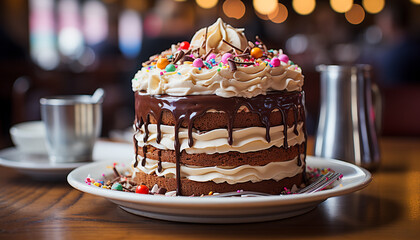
[134,123,305,154]
[190,18,248,55]
[132,61,304,97]
[134,155,304,184]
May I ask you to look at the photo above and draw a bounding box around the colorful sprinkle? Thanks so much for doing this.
[156,58,169,69]
[251,47,263,58]
[222,53,233,64]
[111,183,123,191]
[136,185,149,194]
[270,57,280,67]
[165,63,176,72]
[193,58,203,68]
[206,53,216,61]
[204,62,212,69]
[179,41,190,50]
[279,54,289,63]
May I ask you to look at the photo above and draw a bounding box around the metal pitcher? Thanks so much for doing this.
[315,65,381,170]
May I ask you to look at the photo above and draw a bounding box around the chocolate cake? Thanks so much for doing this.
[131,19,307,196]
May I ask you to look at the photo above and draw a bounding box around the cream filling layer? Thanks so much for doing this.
[133,154,304,184]
[134,123,305,154]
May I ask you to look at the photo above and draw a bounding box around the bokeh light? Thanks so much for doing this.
[58,0,84,59]
[58,27,84,58]
[330,0,353,13]
[362,0,385,14]
[253,0,277,15]
[83,0,108,45]
[268,3,288,24]
[223,0,246,19]
[365,26,383,44]
[345,4,365,25]
[411,0,420,4]
[286,34,309,55]
[255,11,269,20]
[292,0,316,15]
[119,9,142,58]
[29,0,59,70]
[196,0,218,9]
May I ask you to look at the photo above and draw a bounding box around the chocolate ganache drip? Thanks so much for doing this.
[133,91,307,196]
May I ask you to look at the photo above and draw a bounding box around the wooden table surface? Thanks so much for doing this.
[0,137,419,239]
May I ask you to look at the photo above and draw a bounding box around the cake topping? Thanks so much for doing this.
[279,54,289,63]
[179,41,190,50]
[192,58,204,68]
[132,18,304,98]
[250,47,263,58]
[271,57,280,67]
[135,185,149,194]
[156,58,169,70]
[190,18,248,55]
[221,53,233,64]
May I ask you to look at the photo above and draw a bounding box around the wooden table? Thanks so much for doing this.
[0,137,419,239]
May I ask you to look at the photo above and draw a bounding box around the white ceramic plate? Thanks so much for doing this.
[68,155,372,223]
[0,141,133,180]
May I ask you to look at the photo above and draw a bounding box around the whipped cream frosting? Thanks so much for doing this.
[134,154,304,184]
[134,123,305,154]
[131,18,304,98]
[132,60,303,98]
[190,18,248,55]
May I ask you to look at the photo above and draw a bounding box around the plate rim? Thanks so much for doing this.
[0,147,89,171]
[67,155,372,208]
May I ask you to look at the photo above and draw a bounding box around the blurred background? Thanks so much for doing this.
[0,0,419,148]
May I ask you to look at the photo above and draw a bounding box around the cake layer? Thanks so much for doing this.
[135,123,305,154]
[137,144,304,167]
[135,91,305,133]
[133,170,305,196]
[148,107,304,130]
[134,154,304,184]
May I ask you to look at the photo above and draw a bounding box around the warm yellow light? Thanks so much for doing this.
[292,0,316,15]
[255,11,269,20]
[363,0,385,14]
[345,4,365,25]
[330,0,353,13]
[268,4,279,19]
[269,3,288,24]
[253,0,277,15]
[223,0,246,19]
[411,0,420,4]
[196,0,218,9]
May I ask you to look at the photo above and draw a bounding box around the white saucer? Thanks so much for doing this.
[0,141,134,180]
[67,156,372,223]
